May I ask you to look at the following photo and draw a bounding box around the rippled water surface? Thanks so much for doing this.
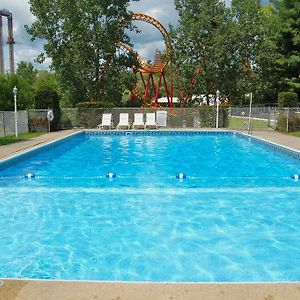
[0,132,300,281]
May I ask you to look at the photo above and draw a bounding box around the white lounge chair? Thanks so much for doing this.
[156,111,167,127]
[117,113,130,129]
[145,113,158,129]
[132,113,145,129]
[97,113,112,129]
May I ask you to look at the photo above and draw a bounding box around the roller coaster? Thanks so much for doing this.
[120,13,199,107]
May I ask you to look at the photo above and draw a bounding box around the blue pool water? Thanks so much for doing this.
[0,131,300,281]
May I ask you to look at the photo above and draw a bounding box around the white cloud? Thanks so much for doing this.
[129,0,178,61]
[130,0,178,29]
[1,0,178,71]
[135,40,166,62]
[1,0,268,71]
[0,0,269,70]
[1,0,46,70]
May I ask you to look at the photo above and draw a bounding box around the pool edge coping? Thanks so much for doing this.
[1,277,300,284]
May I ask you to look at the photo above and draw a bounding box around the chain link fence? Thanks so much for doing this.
[2,107,300,136]
[229,107,300,132]
[275,108,300,132]
[58,107,228,129]
[57,106,270,131]
[0,111,29,137]
[27,109,49,132]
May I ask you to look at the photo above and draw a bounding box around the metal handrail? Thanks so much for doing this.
[240,122,253,135]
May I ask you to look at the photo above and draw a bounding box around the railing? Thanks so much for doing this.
[240,122,254,135]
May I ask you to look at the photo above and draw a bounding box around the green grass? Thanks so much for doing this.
[0,132,47,146]
[288,131,300,137]
[228,117,269,129]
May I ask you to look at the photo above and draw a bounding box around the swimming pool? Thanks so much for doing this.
[0,131,300,282]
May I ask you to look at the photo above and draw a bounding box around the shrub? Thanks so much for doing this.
[199,106,215,127]
[35,89,60,109]
[76,108,106,128]
[220,105,229,128]
[76,101,115,109]
[277,113,300,132]
[34,89,61,131]
[75,102,115,128]
[198,106,228,128]
[59,111,73,129]
[28,116,48,132]
[278,92,298,108]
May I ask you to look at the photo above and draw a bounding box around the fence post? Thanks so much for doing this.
[2,112,6,136]
[247,92,253,134]
[286,107,289,132]
[216,90,220,129]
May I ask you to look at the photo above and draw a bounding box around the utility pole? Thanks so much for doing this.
[0,15,4,73]
[0,9,15,73]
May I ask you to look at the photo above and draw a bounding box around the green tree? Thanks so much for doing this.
[254,4,281,104]
[0,73,35,110]
[230,0,264,103]
[16,61,38,85]
[171,0,233,103]
[34,70,59,92]
[278,91,298,107]
[171,0,273,105]
[271,0,300,98]
[34,89,60,109]
[26,0,138,104]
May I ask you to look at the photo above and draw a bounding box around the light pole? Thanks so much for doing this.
[247,92,253,134]
[13,85,18,137]
[216,89,220,129]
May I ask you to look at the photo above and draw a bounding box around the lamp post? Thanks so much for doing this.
[247,92,253,134]
[216,89,220,129]
[13,85,18,137]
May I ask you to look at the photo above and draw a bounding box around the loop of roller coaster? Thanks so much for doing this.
[118,13,171,74]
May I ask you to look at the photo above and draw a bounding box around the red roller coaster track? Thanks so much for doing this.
[120,13,201,107]
[119,13,174,107]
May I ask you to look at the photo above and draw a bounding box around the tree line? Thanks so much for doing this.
[171,0,299,105]
[0,62,61,111]
[0,0,299,110]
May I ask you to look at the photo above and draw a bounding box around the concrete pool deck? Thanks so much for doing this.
[1,128,300,299]
[252,130,300,151]
[0,130,78,160]
[1,280,300,300]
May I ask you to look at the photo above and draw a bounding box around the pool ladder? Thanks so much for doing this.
[240,122,254,135]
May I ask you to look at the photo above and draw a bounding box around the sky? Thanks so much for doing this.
[1,0,269,72]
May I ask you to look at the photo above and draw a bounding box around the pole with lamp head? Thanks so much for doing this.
[216,89,220,129]
[13,86,18,137]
